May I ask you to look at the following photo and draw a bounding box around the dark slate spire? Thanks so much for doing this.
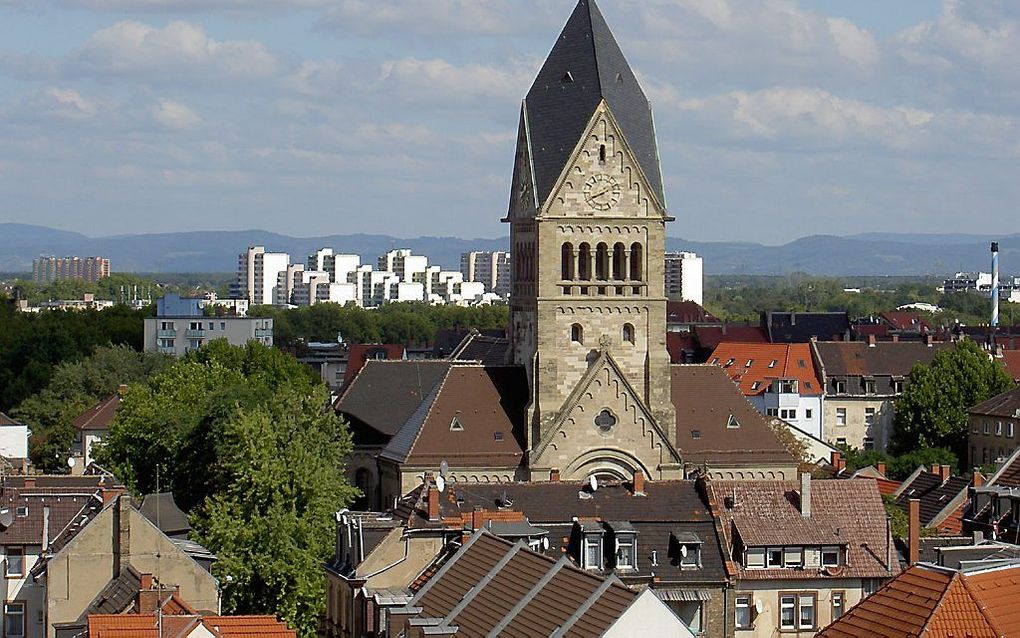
[523,0,664,209]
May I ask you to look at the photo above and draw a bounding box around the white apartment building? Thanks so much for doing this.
[379,249,429,283]
[664,251,704,305]
[144,294,273,356]
[461,251,511,297]
[235,246,290,306]
[292,270,359,306]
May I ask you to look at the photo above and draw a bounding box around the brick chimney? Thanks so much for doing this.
[908,498,920,565]
[925,334,934,347]
[973,470,984,488]
[891,334,900,343]
[632,470,645,496]
[830,451,842,471]
[939,464,952,483]
[140,573,153,589]
[102,486,125,506]
[549,469,560,482]
[800,472,811,518]
[23,477,35,489]
[930,463,940,476]
[471,507,484,531]
[877,462,887,477]
[427,485,440,521]
[868,334,877,347]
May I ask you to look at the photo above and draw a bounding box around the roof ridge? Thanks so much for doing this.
[917,571,973,635]
[958,568,1007,637]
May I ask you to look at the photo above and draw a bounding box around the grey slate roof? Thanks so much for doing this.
[518,0,664,209]
[139,492,191,538]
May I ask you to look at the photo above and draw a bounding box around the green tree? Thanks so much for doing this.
[891,340,1014,460]
[11,345,170,471]
[97,341,355,635]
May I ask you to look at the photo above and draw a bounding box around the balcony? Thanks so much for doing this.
[185,329,205,338]
[255,329,273,339]
[158,346,176,355]
[157,329,177,339]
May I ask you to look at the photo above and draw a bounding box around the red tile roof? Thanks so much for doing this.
[343,344,406,386]
[818,562,1020,637]
[666,301,719,324]
[1003,351,1020,381]
[88,615,296,638]
[881,311,933,333]
[0,412,19,426]
[708,342,823,396]
[73,394,120,431]
[666,331,697,363]
[694,324,768,351]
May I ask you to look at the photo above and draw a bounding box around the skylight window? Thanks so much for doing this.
[562,71,574,84]
[746,359,754,367]
[727,414,740,429]
[769,360,778,368]
[691,430,701,440]
[725,358,735,367]
[450,416,464,432]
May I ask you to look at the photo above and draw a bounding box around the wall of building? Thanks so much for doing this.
[757,393,824,440]
[824,397,894,451]
[3,545,46,638]
[606,589,694,637]
[969,413,1020,468]
[144,316,272,356]
[734,578,866,638]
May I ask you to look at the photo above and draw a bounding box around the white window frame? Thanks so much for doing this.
[735,594,752,629]
[767,547,783,568]
[745,548,765,569]
[783,547,803,568]
[821,546,840,567]
[1009,422,1015,438]
[836,408,847,426]
[4,547,24,577]
[4,601,25,638]
[832,591,845,619]
[615,535,636,571]
[865,407,876,426]
[798,594,816,630]
[779,595,796,630]
[583,535,602,570]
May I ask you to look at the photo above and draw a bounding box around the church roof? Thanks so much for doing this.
[521,0,664,209]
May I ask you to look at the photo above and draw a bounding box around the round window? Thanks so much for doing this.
[594,409,617,433]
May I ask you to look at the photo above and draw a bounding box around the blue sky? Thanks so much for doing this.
[1,0,1017,244]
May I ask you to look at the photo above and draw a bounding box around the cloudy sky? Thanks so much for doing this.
[1,0,1017,244]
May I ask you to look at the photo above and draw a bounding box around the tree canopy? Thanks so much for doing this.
[891,339,1015,461]
[96,340,356,635]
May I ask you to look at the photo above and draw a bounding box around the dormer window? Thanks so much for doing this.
[863,378,876,395]
[769,360,778,369]
[15,507,27,518]
[672,532,702,569]
[821,546,840,567]
[750,382,761,391]
[616,534,636,569]
[584,533,602,570]
[834,379,846,394]
[745,359,753,367]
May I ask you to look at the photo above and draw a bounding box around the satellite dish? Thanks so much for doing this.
[0,509,11,530]
[680,544,688,558]
[754,600,764,614]
[541,537,550,551]
[67,457,76,468]
[589,476,599,492]
[335,508,348,523]
[436,475,446,493]
[439,460,449,478]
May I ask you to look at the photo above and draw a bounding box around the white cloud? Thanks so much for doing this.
[376,57,535,103]
[71,20,281,80]
[318,0,561,36]
[4,87,108,122]
[151,98,201,130]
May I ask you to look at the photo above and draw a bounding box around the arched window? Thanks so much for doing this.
[630,242,643,281]
[612,243,626,280]
[623,323,634,344]
[561,242,574,280]
[599,144,607,164]
[571,323,584,344]
[595,243,609,280]
[578,243,592,280]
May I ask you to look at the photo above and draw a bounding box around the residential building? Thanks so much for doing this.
[1003,350,1020,382]
[326,478,715,637]
[37,294,115,311]
[666,300,719,332]
[891,464,972,535]
[813,339,950,451]
[0,412,29,462]
[0,475,124,638]
[295,342,349,392]
[818,559,1020,637]
[33,256,110,285]
[70,390,123,470]
[35,493,219,636]
[460,250,511,297]
[665,251,704,305]
[708,475,898,637]
[941,271,1020,302]
[964,446,1020,540]
[762,311,851,343]
[709,342,825,440]
[967,383,1020,469]
[378,249,428,284]
[234,246,290,306]
[393,529,692,638]
[143,294,272,356]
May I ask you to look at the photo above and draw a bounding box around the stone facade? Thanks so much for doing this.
[509,103,678,477]
[824,396,893,451]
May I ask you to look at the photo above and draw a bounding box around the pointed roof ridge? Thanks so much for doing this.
[518,0,664,209]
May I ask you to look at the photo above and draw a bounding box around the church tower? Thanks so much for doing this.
[507,0,680,481]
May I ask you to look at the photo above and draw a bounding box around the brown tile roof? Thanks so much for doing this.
[666,301,719,325]
[73,394,120,431]
[1003,351,1020,382]
[342,343,406,386]
[693,324,768,351]
[708,478,896,580]
[814,340,949,377]
[379,365,527,469]
[709,342,823,396]
[988,446,1020,488]
[894,470,972,528]
[0,412,19,426]
[670,365,797,467]
[449,331,511,366]
[409,530,641,638]
[818,562,1020,638]
[969,384,1020,419]
[880,311,933,333]
[335,360,453,441]
[0,485,104,546]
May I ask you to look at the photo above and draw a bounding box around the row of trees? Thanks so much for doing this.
[252,301,509,350]
[6,272,232,305]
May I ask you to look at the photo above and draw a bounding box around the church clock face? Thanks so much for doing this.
[583,173,621,211]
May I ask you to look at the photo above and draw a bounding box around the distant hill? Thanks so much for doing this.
[1,223,1016,276]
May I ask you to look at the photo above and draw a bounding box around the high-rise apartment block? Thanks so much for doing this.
[664,251,703,305]
[461,251,511,298]
[233,246,290,306]
[33,256,110,285]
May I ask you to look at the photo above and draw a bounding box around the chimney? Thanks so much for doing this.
[992,242,1000,328]
[471,507,484,531]
[973,469,984,488]
[549,469,560,482]
[877,462,887,477]
[42,506,50,552]
[23,477,35,489]
[800,472,811,518]
[140,573,153,589]
[830,451,842,472]
[102,487,125,506]
[908,498,920,565]
[939,464,952,483]
[868,334,877,347]
[930,463,940,476]
[633,470,646,496]
[891,334,900,343]
[427,485,440,521]
[925,334,934,347]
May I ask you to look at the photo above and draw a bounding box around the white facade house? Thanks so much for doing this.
[461,251,512,297]
[665,251,704,305]
[0,414,28,461]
